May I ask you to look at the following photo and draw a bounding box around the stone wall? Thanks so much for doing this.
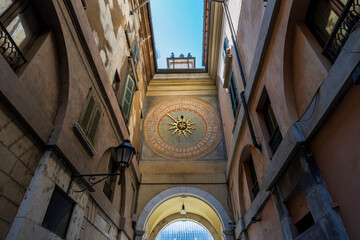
[0,101,42,239]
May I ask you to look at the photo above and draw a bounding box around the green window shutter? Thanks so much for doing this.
[78,89,102,144]
[79,94,96,133]
[122,75,135,121]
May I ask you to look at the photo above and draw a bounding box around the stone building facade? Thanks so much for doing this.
[0,0,359,240]
[0,0,154,239]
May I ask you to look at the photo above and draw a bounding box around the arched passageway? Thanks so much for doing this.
[135,187,234,240]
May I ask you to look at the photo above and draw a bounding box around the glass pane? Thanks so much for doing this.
[0,0,14,16]
[313,0,339,38]
[339,0,349,6]
[156,220,213,240]
[42,187,75,238]
[6,4,39,50]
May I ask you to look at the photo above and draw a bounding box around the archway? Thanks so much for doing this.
[149,213,219,240]
[135,187,234,240]
[155,219,215,240]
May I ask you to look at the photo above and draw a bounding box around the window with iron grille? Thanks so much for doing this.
[244,156,259,201]
[42,186,75,239]
[306,0,360,61]
[122,75,135,122]
[262,96,282,154]
[0,0,41,69]
[229,71,240,119]
[78,89,102,144]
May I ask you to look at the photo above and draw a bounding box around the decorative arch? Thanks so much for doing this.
[149,213,219,240]
[135,187,233,240]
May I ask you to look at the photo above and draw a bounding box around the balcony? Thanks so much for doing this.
[0,22,26,70]
[308,0,360,61]
[324,0,360,60]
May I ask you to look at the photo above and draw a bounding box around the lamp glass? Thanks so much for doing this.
[115,140,135,170]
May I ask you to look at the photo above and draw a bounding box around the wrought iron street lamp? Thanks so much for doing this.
[71,140,136,193]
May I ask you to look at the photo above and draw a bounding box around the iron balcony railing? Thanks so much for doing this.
[323,0,360,61]
[0,21,26,70]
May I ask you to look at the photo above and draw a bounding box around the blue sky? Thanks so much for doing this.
[150,0,205,69]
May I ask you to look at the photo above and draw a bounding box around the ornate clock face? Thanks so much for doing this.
[144,98,221,160]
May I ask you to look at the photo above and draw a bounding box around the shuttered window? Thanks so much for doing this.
[121,75,135,122]
[229,71,240,119]
[79,89,102,144]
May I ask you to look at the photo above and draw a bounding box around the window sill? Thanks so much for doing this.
[73,123,97,157]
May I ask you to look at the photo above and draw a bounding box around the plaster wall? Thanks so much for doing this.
[236,0,265,77]
[310,85,360,240]
[18,32,61,124]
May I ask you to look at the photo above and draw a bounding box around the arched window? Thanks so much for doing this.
[156,220,213,240]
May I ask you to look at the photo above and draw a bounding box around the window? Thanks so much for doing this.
[223,37,228,61]
[121,75,135,122]
[261,96,282,154]
[132,42,139,65]
[42,186,75,239]
[103,154,117,201]
[244,156,259,201]
[229,71,240,119]
[78,89,102,144]
[0,0,40,69]
[306,0,359,60]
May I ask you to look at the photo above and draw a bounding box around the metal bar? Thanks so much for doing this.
[71,172,124,193]
[240,91,262,151]
[130,0,149,15]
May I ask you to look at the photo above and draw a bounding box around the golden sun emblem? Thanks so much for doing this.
[167,114,195,136]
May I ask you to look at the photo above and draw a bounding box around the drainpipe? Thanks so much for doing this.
[211,0,261,151]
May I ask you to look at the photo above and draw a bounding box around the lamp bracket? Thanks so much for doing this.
[71,171,124,193]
